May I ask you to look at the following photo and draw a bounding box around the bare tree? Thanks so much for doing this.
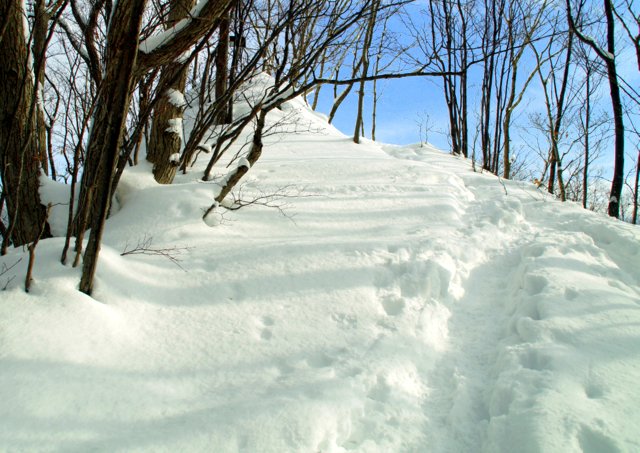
[73,0,235,294]
[424,0,471,157]
[567,0,625,218]
[500,0,549,179]
[531,24,574,196]
[478,0,506,170]
[353,0,379,144]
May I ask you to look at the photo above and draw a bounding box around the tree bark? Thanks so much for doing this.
[215,10,231,124]
[632,149,639,224]
[77,0,147,295]
[568,0,624,218]
[603,6,625,219]
[147,0,196,184]
[212,110,266,206]
[0,0,51,251]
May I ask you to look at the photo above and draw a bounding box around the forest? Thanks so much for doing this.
[1,0,639,296]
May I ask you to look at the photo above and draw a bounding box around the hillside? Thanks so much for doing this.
[1,94,639,452]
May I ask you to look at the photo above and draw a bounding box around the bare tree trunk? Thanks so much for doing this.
[146,0,196,184]
[480,0,504,168]
[457,0,469,158]
[582,65,591,208]
[32,0,51,176]
[503,0,548,179]
[632,149,639,224]
[601,0,625,218]
[353,0,378,144]
[568,0,625,218]
[210,110,266,208]
[0,0,51,251]
[78,0,147,295]
[215,10,231,124]
[549,32,573,201]
[327,64,359,123]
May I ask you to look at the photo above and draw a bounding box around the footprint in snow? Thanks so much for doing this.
[305,352,335,368]
[258,316,275,340]
[523,274,548,295]
[564,287,579,300]
[578,425,621,453]
[381,295,405,316]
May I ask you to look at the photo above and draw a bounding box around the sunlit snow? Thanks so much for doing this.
[1,88,639,452]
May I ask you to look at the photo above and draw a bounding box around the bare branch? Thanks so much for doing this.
[1,257,23,291]
[121,235,192,271]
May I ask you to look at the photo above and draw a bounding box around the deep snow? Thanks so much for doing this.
[1,93,639,452]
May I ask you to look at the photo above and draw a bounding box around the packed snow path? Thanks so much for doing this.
[1,99,639,452]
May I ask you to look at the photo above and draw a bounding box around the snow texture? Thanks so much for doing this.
[166,88,187,109]
[2,79,640,453]
[165,118,184,148]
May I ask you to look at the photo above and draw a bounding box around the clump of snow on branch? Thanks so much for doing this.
[138,0,210,54]
[197,143,213,154]
[166,89,187,109]
[166,118,184,145]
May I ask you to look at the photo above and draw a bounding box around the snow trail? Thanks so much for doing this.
[1,95,639,452]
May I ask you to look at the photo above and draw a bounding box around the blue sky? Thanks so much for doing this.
[314,75,453,149]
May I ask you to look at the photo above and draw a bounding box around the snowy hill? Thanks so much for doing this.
[1,94,639,452]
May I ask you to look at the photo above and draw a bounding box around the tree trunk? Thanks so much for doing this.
[353,0,378,144]
[0,0,51,251]
[503,108,513,179]
[568,0,624,217]
[582,67,591,209]
[146,0,196,184]
[77,0,147,295]
[213,110,266,205]
[32,0,50,176]
[632,149,639,224]
[214,10,231,124]
[603,22,625,218]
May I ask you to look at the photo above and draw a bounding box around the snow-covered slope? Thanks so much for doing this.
[1,94,639,452]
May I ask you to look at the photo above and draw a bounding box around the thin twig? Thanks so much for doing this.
[121,235,192,271]
[1,257,23,290]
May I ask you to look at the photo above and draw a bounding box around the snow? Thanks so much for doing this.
[166,88,187,109]
[39,175,75,237]
[138,0,211,54]
[197,142,213,153]
[2,86,640,452]
[165,118,184,146]
[166,117,183,135]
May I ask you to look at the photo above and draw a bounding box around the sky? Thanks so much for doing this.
[313,75,453,149]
